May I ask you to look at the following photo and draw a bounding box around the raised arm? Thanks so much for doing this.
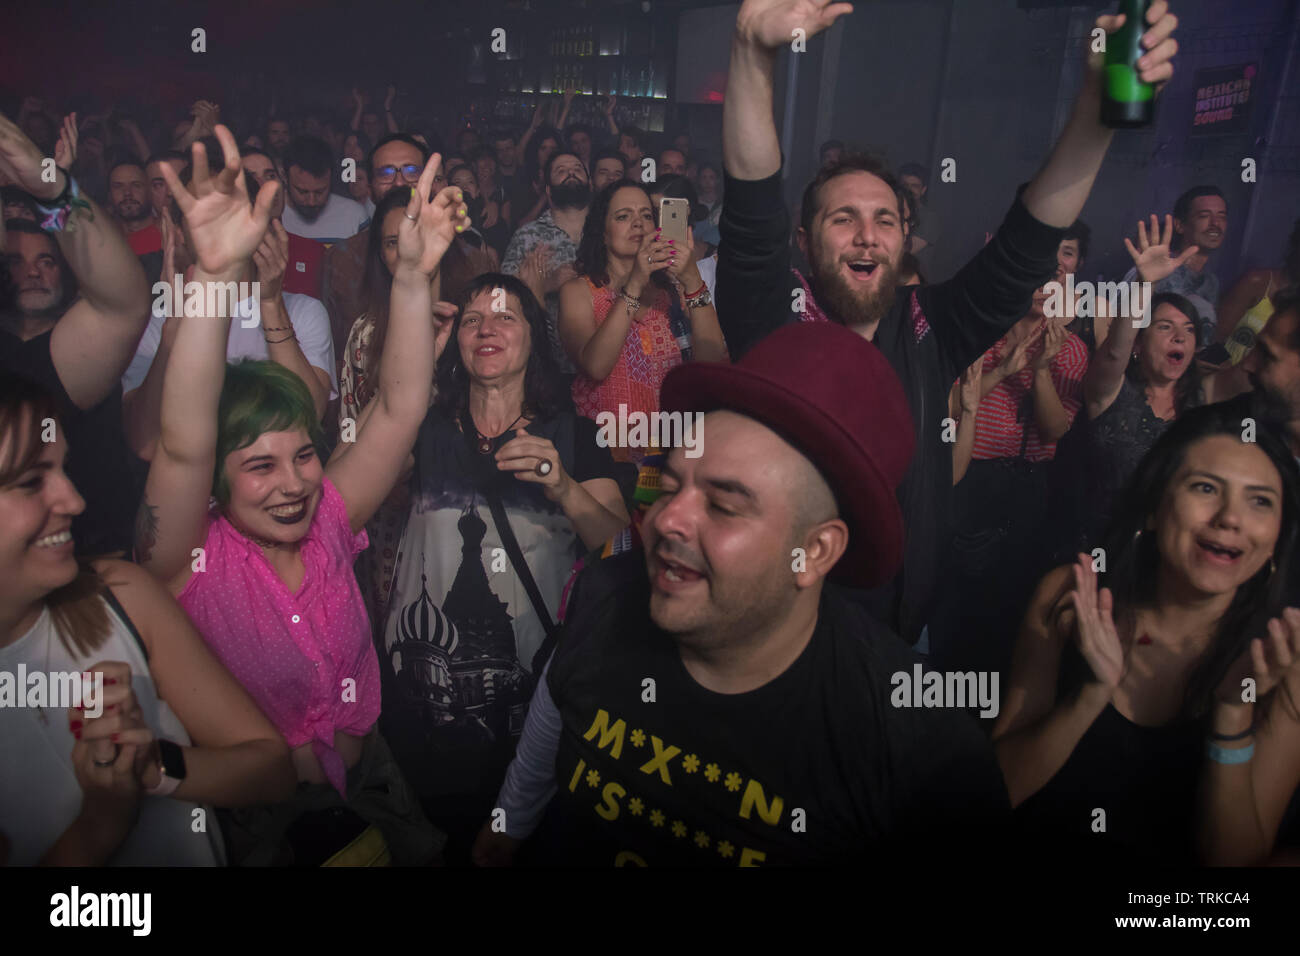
[1084,215,1198,416]
[326,154,468,533]
[724,0,852,182]
[254,219,331,418]
[1021,3,1179,227]
[0,110,151,411]
[138,126,279,587]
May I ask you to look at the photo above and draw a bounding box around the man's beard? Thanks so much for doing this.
[1248,372,1300,426]
[550,180,591,211]
[115,201,150,223]
[294,202,325,223]
[810,249,900,332]
[17,285,65,318]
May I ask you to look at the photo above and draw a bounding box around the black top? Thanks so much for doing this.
[379,408,632,807]
[535,550,1011,866]
[715,170,1066,642]
[0,328,146,556]
[1083,378,1182,548]
[1013,703,1202,865]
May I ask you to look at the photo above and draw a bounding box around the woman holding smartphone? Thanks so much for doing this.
[557,180,727,464]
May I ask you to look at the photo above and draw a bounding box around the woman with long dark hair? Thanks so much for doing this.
[0,376,294,865]
[994,399,1300,863]
[558,180,727,464]
[379,272,631,863]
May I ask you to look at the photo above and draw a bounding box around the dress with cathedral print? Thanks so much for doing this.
[379,406,627,811]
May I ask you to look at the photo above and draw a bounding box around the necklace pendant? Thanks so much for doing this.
[477,437,493,455]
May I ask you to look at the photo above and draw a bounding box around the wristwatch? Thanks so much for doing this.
[145,739,187,797]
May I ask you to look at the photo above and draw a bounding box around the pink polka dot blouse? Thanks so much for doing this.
[178,476,379,796]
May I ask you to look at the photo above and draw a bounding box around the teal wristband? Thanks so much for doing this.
[1206,740,1255,765]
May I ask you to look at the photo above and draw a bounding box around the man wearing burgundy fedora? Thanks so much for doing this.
[716,0,1182,644]
[473,323,1010,867]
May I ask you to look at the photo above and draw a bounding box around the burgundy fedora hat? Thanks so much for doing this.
[660,321,915,589]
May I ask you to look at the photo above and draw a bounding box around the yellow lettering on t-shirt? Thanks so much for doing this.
[638,735,682,785]
[595,781,627,821]
[582,708,627,759]
[738,779,784,825]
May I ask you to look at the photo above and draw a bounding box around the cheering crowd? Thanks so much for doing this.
[2,0,1299,868]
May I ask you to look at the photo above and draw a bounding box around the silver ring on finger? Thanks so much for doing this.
[92,745,121,768]
[535,459,553,477]
[404,211,418,222]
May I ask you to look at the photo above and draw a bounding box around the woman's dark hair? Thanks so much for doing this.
[433,273,567,422]
[0,376,114,656]
[524,125,562,184]
[573,179,672,296]
[1126,291,1205,416]
[355,187,415,403]
[1061,397,1300,721]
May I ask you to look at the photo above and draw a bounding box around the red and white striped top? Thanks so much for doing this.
[970,330,1089,463]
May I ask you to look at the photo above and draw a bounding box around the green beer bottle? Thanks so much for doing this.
[1101,0,1156,128]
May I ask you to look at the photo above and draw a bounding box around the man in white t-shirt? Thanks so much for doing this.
[121,163,336,460]
[279,135,369,244]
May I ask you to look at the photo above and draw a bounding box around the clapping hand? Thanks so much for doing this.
[161,124,279,277]
[1216,607,1300,706]
[1069,554,1128,690]
[54,112,78,168]
[1032,322,1067,371]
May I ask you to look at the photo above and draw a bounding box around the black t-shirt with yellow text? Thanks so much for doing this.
[536,550,1011,867]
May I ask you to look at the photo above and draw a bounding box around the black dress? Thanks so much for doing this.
[1013,703,1202,864]
[1083,378,1183,548]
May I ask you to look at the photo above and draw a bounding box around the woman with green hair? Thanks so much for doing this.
[136,125,468,864]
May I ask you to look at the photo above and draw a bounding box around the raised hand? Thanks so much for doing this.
[736,0,855,52]
[352,86,365,109]
[603,95,617,117]
[1069,554,1127,689]
[54,112,78,169]
[161,124,279,277]
[1216,607,1300,706]
[396,152,472,278]
[0,109,64,200]
[385,84,397,112]
[252,219,289,300]
[1125,213,1198,285]
[1092,0,1178,90]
